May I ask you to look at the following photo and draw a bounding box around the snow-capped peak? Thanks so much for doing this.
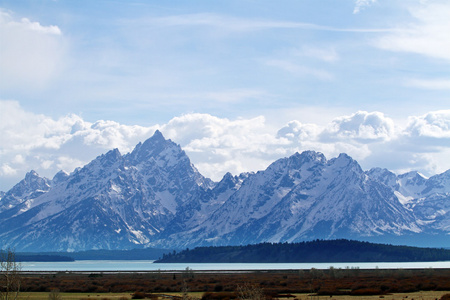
[1,134,449,251]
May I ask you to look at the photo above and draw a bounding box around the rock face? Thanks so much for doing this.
[0,131,213,251]
[155,152,421,249]
[0,131,448,251]
[0,170,52,213]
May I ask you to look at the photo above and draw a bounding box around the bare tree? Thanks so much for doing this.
[48,289,62,300]
[181,280,190,300]
[0,248,21,300]
[237,283,264,300]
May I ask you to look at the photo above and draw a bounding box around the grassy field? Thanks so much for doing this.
[16,291,450,300]
[14,268,450,300]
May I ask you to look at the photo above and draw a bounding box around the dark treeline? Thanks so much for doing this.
[64,248,171,260]
[155,239,450,263]
[15,248,171,262]
[15,254,74,262]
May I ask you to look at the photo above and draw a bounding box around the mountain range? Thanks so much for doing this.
[0,130,448,251]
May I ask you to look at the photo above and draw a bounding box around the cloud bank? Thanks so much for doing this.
[1,100,450,191]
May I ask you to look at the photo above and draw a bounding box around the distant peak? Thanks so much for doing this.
[103,148,122,161]
[217,172,235,185]
[52,170,69,183]
[399,170,426,179]
[303,150,325,158]
[55,170,69,176]
[139,130,169,149]
[110,148,121,156]
[336,153,358,165]
[128,129,182,164]
[292,150,326,164]
[329,153,363,173]
[367,167,394,176]
[152,129,165,140]
[337,153,352,160]
[223,172,234,179]
[140,130,172,149]
[25,170,39,179]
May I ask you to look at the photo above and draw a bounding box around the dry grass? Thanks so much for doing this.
[16,291,450,300]
[17,269,450,300]
[18,292,133,300]
[292,291,450,299]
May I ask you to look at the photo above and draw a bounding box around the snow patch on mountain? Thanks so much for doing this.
[1,130,449,251]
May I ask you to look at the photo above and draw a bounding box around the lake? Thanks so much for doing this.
[20,260,450,271]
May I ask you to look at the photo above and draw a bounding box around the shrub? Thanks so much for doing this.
[215,284,224,292]
[237,284,264,300]
[202,292,237,300]
[350,288,382,295]
[131,292,146,299]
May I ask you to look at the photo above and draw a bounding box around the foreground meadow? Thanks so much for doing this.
[16,291,450,300]
[16,268,450,300]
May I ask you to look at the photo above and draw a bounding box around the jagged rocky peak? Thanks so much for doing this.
[219,172,236,183]
[267,151,326,174]
[427,169,450,188]
[399,170,427,182]
[422,169,450,195]
[329,153,363,173]
[26,169,39,179]
[366,167,398,187]
[99,148,122,164]
[396,171,428,195]
[214,172,241,192]
[52,170,70,183]
[82,148,123,173]
[298,150,327,162]
[2,128,450,251]
[0,170,52,213]
[367,167,395,178]
[128,130,182,164]
[287,151,326,167]
[19,170,51,191]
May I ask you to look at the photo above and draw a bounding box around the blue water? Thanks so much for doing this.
[20,260,450,271]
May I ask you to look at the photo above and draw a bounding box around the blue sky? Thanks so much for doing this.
[1,0,450,191]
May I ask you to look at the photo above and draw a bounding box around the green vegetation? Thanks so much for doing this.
[156,239,450,263]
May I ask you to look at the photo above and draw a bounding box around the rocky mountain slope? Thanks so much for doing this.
[0,131,448,251]
[0,131,213,251]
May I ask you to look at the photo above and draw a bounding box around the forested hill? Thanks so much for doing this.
[155,239,450,263]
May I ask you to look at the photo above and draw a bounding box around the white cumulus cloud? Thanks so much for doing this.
[1,101,450,192]
[404,110,450,139]
[321,111,396,143]
[0,100,156,189]
[160,113,287,180]
[0,9,66,91]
